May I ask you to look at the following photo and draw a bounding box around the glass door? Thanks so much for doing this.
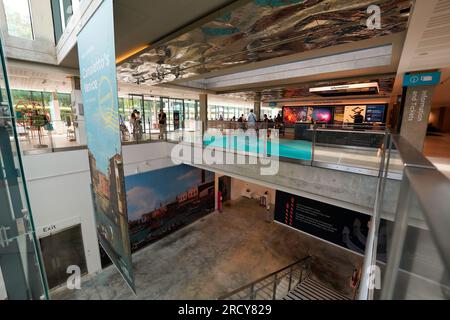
[184,99,199,131]
[170,98,184,131]
[0,36,48,300]
[160,97,171,131]
[143,96,160,134]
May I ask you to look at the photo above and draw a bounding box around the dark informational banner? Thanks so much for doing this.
[274,191,372,255]
[77,0,135,291]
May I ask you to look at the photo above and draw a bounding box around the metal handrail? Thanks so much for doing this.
[390,134,450,271]
[358,133,450,299]
[218,256,311,300]
[357,131,389,300]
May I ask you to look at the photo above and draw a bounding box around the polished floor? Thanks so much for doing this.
[424,133,450,179]
[51,198,359,300]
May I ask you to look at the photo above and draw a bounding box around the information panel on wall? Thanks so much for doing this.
[274,190,386,256]
[77,0,135,292]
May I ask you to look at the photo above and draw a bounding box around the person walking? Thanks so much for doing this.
[247,109,257,130]
[238,114,244,130]
[158,109,167,140]
[130,109,137,139]
[134,110,142,140]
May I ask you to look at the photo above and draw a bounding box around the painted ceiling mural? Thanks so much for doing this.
[116,0,411,85]
[221,75,396,101]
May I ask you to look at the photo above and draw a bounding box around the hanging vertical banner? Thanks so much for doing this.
[77,0,135,292]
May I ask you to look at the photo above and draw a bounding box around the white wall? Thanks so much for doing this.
[122,142,175,176]
[230,178,276,204]
[20,142,176,279]
[22,149,102,275]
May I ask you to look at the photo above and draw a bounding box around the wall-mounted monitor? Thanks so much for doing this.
[343,105,367,123]
[283,104,386,125]
[282,106,310,124]
[311,107,333,124]
[365,104,386,123]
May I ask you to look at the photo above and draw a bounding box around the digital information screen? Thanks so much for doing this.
[365,104,386,123]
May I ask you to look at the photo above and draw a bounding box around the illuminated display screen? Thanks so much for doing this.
[283,106,310,124]
[311,107,332,124]
[365,105,386,123]
[283,105,385,124]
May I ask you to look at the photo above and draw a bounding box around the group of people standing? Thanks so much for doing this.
[226,110,283,131]
[128,108,167,140]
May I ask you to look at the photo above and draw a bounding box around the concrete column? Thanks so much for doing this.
[254,92,261,120]
[70,76,87,145]
[50,91,63,134]
[400,71,441,152]
[50,91,61,121]
[199,93,208,134]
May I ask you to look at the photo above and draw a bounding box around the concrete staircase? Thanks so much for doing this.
[283,277,350,300]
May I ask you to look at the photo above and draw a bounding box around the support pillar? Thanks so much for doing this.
[254,92,262,120]
[50,91,63,134]
[70,76,87,145]
[199,93,208,134]
[399,71,441,152]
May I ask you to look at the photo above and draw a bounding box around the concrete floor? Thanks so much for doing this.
[51,199,317,300]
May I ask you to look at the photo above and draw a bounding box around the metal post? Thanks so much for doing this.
[380,176,412,300]
[311,124,316,165]
[272,274,277,300]
[288,266,293,291]
[250,283,254,300]
[358,131,388,300]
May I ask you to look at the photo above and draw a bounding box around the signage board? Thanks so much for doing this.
[403,72,441,87]
[274,190,387,258]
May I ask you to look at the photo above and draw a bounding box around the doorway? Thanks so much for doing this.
[218,176,232,203]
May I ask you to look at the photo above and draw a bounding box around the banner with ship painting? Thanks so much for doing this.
[77,0,135,291]
[125,165,215,252]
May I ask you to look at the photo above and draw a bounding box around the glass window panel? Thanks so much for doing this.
[3,0,34,40]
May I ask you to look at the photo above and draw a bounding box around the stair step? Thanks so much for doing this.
[302,278,350,300]
[283,277,350,300]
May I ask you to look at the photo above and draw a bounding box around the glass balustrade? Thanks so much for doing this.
[0,35,49,300]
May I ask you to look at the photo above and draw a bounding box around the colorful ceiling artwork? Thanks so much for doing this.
[116,0,411,85]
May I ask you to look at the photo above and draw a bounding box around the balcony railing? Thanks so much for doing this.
[357,134,450,300]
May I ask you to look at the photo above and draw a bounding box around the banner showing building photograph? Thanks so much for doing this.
[125,165,215,252]
[274,190,386,259]
[77,0,135,291]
